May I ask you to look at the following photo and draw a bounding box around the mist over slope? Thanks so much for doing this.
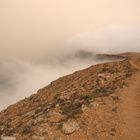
[0,50,107,110]
[0,25,140,110]
[0,52,139,140]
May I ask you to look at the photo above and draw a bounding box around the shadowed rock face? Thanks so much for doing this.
[0,53,139,140]
[61,50,124,62]
[95,54,125,61]
[74,50,96,59]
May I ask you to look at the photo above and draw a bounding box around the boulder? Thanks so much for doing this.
[62,120,80,134]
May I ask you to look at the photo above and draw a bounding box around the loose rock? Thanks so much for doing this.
[1,136,16,140]
[62,120,80,134]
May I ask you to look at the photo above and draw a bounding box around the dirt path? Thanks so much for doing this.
[119,56,140,140]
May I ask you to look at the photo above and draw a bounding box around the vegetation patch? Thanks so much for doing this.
[61,102,82,117]
[21,125,31,134]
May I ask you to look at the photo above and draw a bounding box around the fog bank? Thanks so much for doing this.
[0,25,140,110]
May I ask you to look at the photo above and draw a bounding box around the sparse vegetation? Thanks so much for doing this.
[79,94,91,101]
[0,54,138,139]
[61,102,82,117]
[21,126,31,134]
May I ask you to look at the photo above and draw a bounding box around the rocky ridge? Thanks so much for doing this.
[0,53,139,140]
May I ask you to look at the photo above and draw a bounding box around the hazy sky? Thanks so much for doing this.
[0,0,140,110]
[0,0,140,58]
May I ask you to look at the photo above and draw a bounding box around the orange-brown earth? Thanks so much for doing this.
[0,53,140,140]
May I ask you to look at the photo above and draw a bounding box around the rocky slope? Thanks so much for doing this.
[0,53,140,140]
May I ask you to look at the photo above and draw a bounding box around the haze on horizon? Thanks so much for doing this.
[0,0,140,58]
[0,0,140,110]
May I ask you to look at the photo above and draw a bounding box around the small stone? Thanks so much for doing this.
[1,136,16,140]
[31,135,45,140]
[0,126,4,131]
[81,104,88,111]
[35,107,42,114]
[90,102,99,109]
[111,96,119,101]
[48,112,64,123]
[110,128,116,136]
[23,110,35,117]
[55,104,60,107]
[62,120,80,134]
[112,107,117,112]
[37,128,48,136]
[34,114,47,124]
[110,132,115,136]
[59,94,70,100]
[111,128,116,132]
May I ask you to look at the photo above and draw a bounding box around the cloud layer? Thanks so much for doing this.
[0,25,140,110]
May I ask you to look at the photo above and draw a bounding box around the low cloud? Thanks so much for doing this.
[0,24,140,110]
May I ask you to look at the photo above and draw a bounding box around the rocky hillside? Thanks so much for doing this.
[0,53,140,140]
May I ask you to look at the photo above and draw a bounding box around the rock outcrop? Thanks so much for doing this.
[0,53,139,140]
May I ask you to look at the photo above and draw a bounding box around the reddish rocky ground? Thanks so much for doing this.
[0,53,140,140]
